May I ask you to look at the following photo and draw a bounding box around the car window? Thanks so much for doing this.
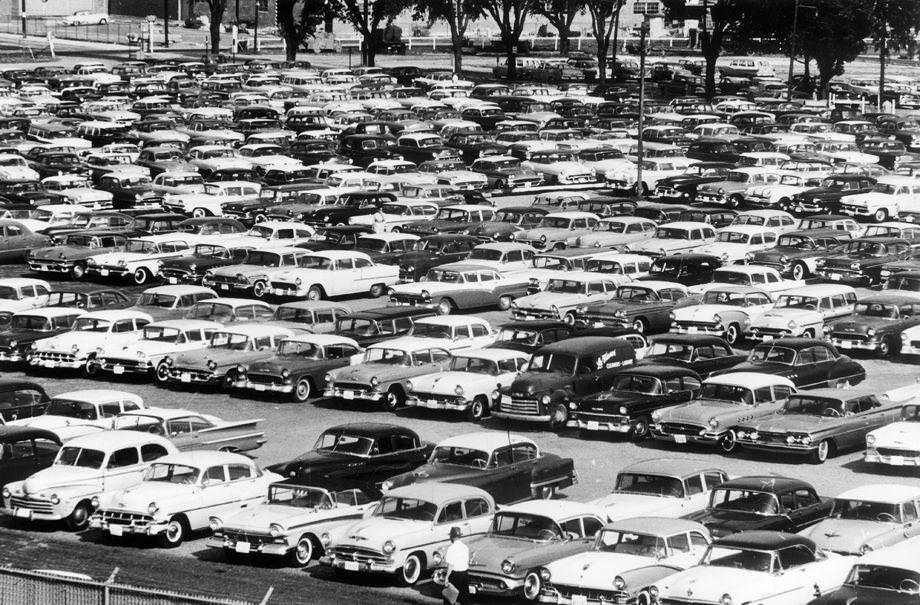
[430,348,451,363]
[141,443,170,462]
[491,446,513,467]
[704,472,726,489]
[112,319,135,333]
[471,324,489,337]
[795,489,819,508]
[690,531,709,550]
[167,419,192,434]
[904,501,919,522]
[227,464,253,480]
[203,466,226,484]
[685,475,704,496]
[774,385,793,400]
[778,545,814,570]
[582,516,603,537]
[669,532,691,552]
[511,443,537,463]
[560,518,585,538]
[464,498,490,518]
[754,386,773,402]
[437,501,464,524]
[107,447,139,468]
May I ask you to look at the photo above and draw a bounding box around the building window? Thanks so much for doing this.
[633,1,660,14]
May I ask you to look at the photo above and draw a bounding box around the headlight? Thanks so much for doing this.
[421,290,431,300]
[859,544,873,554]
[614,575,626,590]
[432,551,443,565]
[455,385,464,396]
[295,277,303,286]
[381,479,394,491]
[370,376,379,387]
[576,305,588,314]
[551,304,559,316]
[786,435,796,444]
[802,435,812,445]
[651,410,662,422]
[491,389,500,401]
[867,328,877,337]
[236,273,249,283]
[866,434,876,446]
[539,567,551,582]
[136,350,146,359]
[405,380,414,392]
[207,360,217,370]
[540,394,551,405]
[718,188,725,194]
[321,532,331,546]
[269,523,284,537]
[788,320,797,329]
[50,493,60,505]
[209,517,222,531]
[1,487,9,499]
[189,263,197,273]
[382,540,396,554]
[117,259,127,267]
[744,252,754,261]
[713,313,722,325]
[649,586,659,599]
[669,311,676,321]
[324,373,334,384]
[164,356,173,366]
[708,418,719,428]
[281,368,291,379]
[569,401,577,410]
[720,594,733,605]
[540,234,547,242]
[779,255,789,264]
[148,502,158,514]
[501,560,515,574]
[236,364,246,374]
[850,262,860,270]
[619,406,627,414]
[87,258,97,266]
[71,344,80,353]
[405,265,415,274]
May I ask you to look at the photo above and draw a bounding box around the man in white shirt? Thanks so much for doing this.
[443,526,469,605]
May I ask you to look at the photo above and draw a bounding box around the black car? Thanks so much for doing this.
[301,192,395,228]
[0,426,61,486]
[712,338,866,389]
[685,139,740,164]
[639,334,745,378]
[676,206,738,228]
[632,202,694,224]
[816,237,916,287]
[568,365,702,440]
[684,476,833,538]
[790,174,877,215]
[28,152,90,180]
[473,206,548,242]
[338,134,400,167]
[0,380,51,422]
[287,138,344,165]
[640,254,723,286]
[810,557,919,605]
[266,423,433,484]
[297,225,376,252]
[859,137,920,169]
[333,306,437,347]
[748,229,846,280]
[131,212,188,235]
[393,234,480,282]
[445,133,508,164]
[157,243,254,285]
[652,162,735,201]
[0,309,85,366]
[486,321,576,354]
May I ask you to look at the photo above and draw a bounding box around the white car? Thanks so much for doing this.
[537,518,712,605]
[29,310,153,376]
[865,402,920,467]
[689,265,806,295]
[697,225,780,264]
[589,460,730,522]
[513,212,601,251]
[0,278,51,314]
[321,483,495,585]
[348,200,439,232]
[465,242,536,274]
[267,250,399,300]
[0,431,176,531]
[90,451,282,547]
[9,389,147,435]
[649,532,853,605]
[0,153,40,181]
[671,286,775,344]
[839,176,920,223]
[202,247,311,298]
[745,284,857,341]
[96,320,222,381]
[618,157,699,193]
[163,181,262,218]
[208,482,379,567]
[571,217,658,250]
[59,10,109,25]
[408,315,496,351]
[405,348,529,421]
[731,209,799,233]
[511,272,622,324]
[521,149,596,186]
[626,222,717,258]
[85,234,192,285]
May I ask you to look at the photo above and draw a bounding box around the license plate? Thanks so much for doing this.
[501,395,511,404]
[469,586,477,595]
[342,391,354,400]
[113,365,125,375]
[234,542,251,554]
[343,561,360,572]
[587,421,599,431]
[829,273,841,281]
[43,360,57,368]
[13,508,31,519]
[100,269,109,276]
[763,335,774,342]
[109,524,123,536]
[674,434,688,444]
[254,384,266,392]
[889,455,905,465]
[220,284,229,290]
[839,341,852,349]
[168,277,178,284]
[572,596,588,605]
[180,373,192,383]
[687,326,698,333]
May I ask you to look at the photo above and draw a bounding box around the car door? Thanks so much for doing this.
[365,432,427,482]
[101,445,146,494]
[787,488,827,531]
[462,497,494,537]
[1,437,50,483]
[197,464,232,526]
[484,445,530,504]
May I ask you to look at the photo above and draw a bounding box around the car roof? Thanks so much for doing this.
[218,323,294,337]
[280,333,360,347]
[15,307,85,318]
[718,475,813,492]
[778,284,854,296]
[703,372,795,389]
[0,425,61,444]
[80,309,154,321]
[66,430,172,449]
[345,306,434,319]
[714,531,816,551]
[437,431,535,452]
[415,315,489,326]
[537,336,632,354]
[649,333,731,346]
[140,285,216,295]
[618,364,700,379]
[606,517,708,536]
[153,450,256,467]
[321,422,419,439]
[500,499,604,519]
[859,294,920,305]
[454,347,529,362]
[835,483,920,502]
[627,280,688,291]
[619,458,726,479]
[277,301,352,311]
[860,538,920,569]
[197,297,271,308]
[387,481,493,503]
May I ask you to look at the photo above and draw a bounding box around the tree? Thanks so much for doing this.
[797,0,872,96]
[204,0,228,54]
[331,0,415,66]
[869,0,920,108]
[481,0,534,80]
[532,0,586,55]
[415,0,485,73]
[276,0,326,61]
[586,0,625,86]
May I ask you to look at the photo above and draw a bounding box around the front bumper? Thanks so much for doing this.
[567,415,633,433]
[207,533,290,557]
[839,204,876,218]
[468,572,525,597]
[538,587,629,604]
[671,323,726,338]
[166,367,220,384]
[86,265,131,278]
[244,378,293,394]
[27,261,73,273]
[828,336,882,352]
[269,284,308,297]
[650,424,722,445]
[865,447,920,466]
[745,327,798,341]
[0,349,25,363]
[323,386,384,402]
[511,309,562,321]
[815,269,871,286]
[405,394,469,411]
[1,497,69,522]
[89,515,169,536]
[323,553,401,574]
[28,352,84,370]
[98,358,154,375]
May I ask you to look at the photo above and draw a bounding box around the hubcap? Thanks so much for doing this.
[404,558,419,583]
[296,539,312,563]
[523,574,540,600]
[167,521,181,542]
[297,382,309,399]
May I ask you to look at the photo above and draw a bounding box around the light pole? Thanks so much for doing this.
[163,0,169,48]
[635,16,649,200]
[786,0,815,101]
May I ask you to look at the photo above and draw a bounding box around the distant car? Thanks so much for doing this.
[0,426,61,487]
[745,284,857,341]
[0,380,50,422]
[59,10,109,25]
[826,294,920,356]
[810,538,920,605]
[865,402,920,467]
[670,285,775,344]
[0,308,85,366]
[389,263,529,315]
[574,281,691,335]
[639,334,745,378]
[113,407,266,453]
[486,321,576,354]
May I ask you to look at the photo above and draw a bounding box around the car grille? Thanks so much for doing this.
[206,274,243,286]
[659,422,705,435]
[100,358,149,371]
[390,294,429,306]
[912,340,920,348]
[94,264,128,273]
[744,431,788,445]
[270,280,297,290]
[333,381,371,392]
[877,447,920,457]
[32,351,77,363]
[499,396,539,416]
[398,267,416,281]
[695,192,725,203]
[548,584,624,603]
[332,545,389,564]
[29,258,70,267]
[410,391,464,405]
[221,529,275,546]
[512,308,557,320]
[830,332,868,342]
[574,412,628,423]
[661,599,709,605]
[169,367,214,381]
[747,327,791,337]
[97,510,154,525]
[9,496,52,513]
[560,174,595,184]
[159,267,192,279]
[675,321,719,329]
[654,186,678,197]
[245,373,283,386]
[515,238,547,249]
[577,312,624,326]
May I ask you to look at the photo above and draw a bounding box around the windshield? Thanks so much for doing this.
[411,323,452,339]
[137,293,177,308]
[424,269,462,283]
[496,328,538,344]
[887,276,920,292]
[705,546,775,572]
[142,326,182,342]
[55,446,104,469]
[749,344,796,364]
[596,221,626,233]
[144,463,200,484]
[783,395,843,416]
[45,398,97,419]
[845,564,920,593]
[191,304,235,321]
[9,315,53,331]
[614,472,684,497]
[711,488,781,514]
[267,484,334,509]
[855,302,897,318]
[528,352,577,375]
[373,497,437,521]
[655,227,690,240]
[596,530,666,556]
[777,235,816,249]
[449,356,498,374]
[716,231,752,244]
[297,256,332,270]
[491,513,561,540]
[701,290,751,306]
[125,240,157,254]
[313,431,374,455]
[546,279,586,294]
[469,248,502,261]
[611,374,661,394]
[71,317,111,332]
[710,270,751,285]
[538,217,573,229]
[277,340,323,358]
[775,295,819,309]
[646,342,693,360]
[363,347,410,365]
[833,498,902,521]
[700,382,753,404]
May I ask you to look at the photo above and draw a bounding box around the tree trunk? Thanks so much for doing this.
[283,31,298,60]
[814,55,835,99]
[366,35,376,67]
[611,9,620,66]
[504,34,517,80]
[209,11,222,54]
[453,45,463,73]
[701,30,720,100]
[597,40,608,85]
[558,29,570,55]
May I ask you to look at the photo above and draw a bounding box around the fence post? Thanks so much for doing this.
[577,37,582,50]
[259,587,274,605]
[432,36,435,50]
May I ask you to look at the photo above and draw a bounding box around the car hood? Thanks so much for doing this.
[577,391,656,412]
[752,247,819,262]
[508,372,570,395]
[0,329,56,345]
[589,492,686,519]
[334,516,428,552]
[801,518,898,554]
[467,535,565,571]
[576,232,649,247]
[516,227,577,240]
[109,481,193,513]
[411,371,495,393]
[687,508,782,535]
[247,356,325,375]
[105,340,185,359]
[266,449,368,478]
[746,412,838,433]
[91,251,154,265]
[394,281,461,296]
[699,180,746,193]
[209,264,271,277]
[546,551,662,588]
[629,238,696,253]
[31,245,113,261]
[673,304,741,321]
[828,317,890,333]
[658,400,759,425]
[661,566,781,603]
[19,465,102,495]
[221,503,323,532]
[37,332,115,352]
[388,462,483,489]
[715,361,791,376]
[172,348,256,367]
[330,362,399,384]
[515,291,590,310]
[868,421,919,447]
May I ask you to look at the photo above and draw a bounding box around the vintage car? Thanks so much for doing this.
[159,323,293,386]
[9,389,147,439]
[472,206,548,242]
[470,155,543,190]
[208,480,379,567]
[742,171,821,210]
[697,225,779,264]
[389,264,529,315]
[90,451,281,546]
[671,286,775,344]
[404,348,529,421]
[625,222,717,258]
[321,483,495,585]
[713,338,866,389]
[748,229,849,281]
[640,254,723,287]
[690,265,805,296]
[238,334,362,402]
[1,431,177,531]
[442,500,605,599]
[799,484,920,555]
[463,242,538,275]
[536,518,712,605]
[745,284,857,341]
[84,234,192,285]
[791,173,879,215]
[574,282,691,335]
[394,234,481,282]
[511,212,600,251]
[810,539,920,605]
[0,380,50,423]
[837,175,920,223]
[157,243,254,285]
[324,337,453,410]
[640,334,745,378]
[492,337,637,427]
[347,200,440,233]
[650,373,796,452]
[487,321,576,354]
[865,403,920,467]
[649,532,852,605]
[826,295,920,356]
[202,247,310,298]
[0,278,51,315]
[0,426,61,487]
[567,365,702,439]
[571,216,658,250]
[28,310,153,377]
[112,408,265,453]
[815,237,916,287]
[27,231,127,280]
[128,285,218,321]
[382,432,577,504]
[511,273,622,324]
[510,249,629,294]
[686,476,833,537]
[521,149,595,185]
[269,301,352,334]
[0,308,85,365]
[589,460,730,522]
[267,250,399,300]
[695,167,783,207]
[735,386,908,462]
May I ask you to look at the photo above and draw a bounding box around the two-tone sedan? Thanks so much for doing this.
[865,402,920,467]
[511,273,622,324]
[390,264,530,315]
[96,320,221,382]
[112,408,265,453]
[574,281,691,335]
[0,308,85,366]
[267,250,399,301]
[810,538,920,605]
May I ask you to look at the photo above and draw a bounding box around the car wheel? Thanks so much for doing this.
[154,362,170,384]
[563,312,576,325]
[437,298,455,315]
[289,535,315,567]
[468,396,488,422]
[632,317,647,334]
[192,207,208,218]
[99,18,107,24]
[632,417,650,441]
[383,387,404,411]
[719,430,736,453]
[133,267,150,284]
[306,285,323,301]
[725,323,740,345]
[252,281,267,298]
[879,336,895,357]
[495,180,506,190]
[292,378,312,402]
[811,439,832,464]
[522,571,542,601]
[400,553,424,586]
[69,263,86,280]
[729,194,743,208]
[65,501,92,532]
[81,356,99,378]
[874,208,888,223]
[159,516,187,547]
[498,295,513,311]
[369,283,385,298]
[802,328,815,338]
[791,262,807,281]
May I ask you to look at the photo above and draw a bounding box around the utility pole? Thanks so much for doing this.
[163,0,169,48]
[362,0,369,66]
[253,1,258,53]
[878,0,887,112]
[20,0,26,36]
[786,0,799,101]
[635,16,648,200]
